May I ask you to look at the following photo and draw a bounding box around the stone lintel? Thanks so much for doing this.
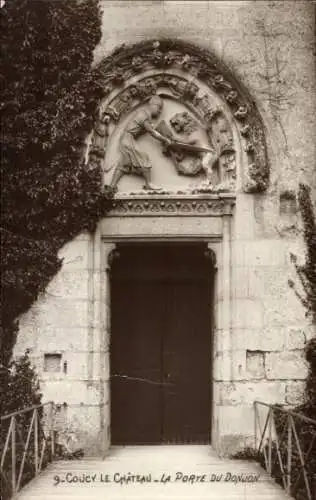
[108,193,235,218]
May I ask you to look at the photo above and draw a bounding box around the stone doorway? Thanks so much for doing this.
[110,242,214,445]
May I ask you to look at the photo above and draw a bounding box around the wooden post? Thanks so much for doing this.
[11,416,16,494]
[268,409,273,475]
[254,402,258,451]
[50,402,55,459]
[34,409,39,474]
[287,415,292,494]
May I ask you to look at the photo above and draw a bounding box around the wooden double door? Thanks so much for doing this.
[110,244,213,445]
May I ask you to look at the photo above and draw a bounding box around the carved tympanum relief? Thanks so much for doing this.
[98,79,237,194]
[87,40,268,194]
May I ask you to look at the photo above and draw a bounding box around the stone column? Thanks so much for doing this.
[99,241,116,457]
[221,214,232,378]
[206,242,219,448]
[87,227,101,383]
[210,214,233,456]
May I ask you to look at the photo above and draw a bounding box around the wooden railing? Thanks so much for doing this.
[254,401,316,500]
[0,402,56,499]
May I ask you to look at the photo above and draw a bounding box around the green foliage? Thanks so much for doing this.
[231,447,264,463]
[288,184,316,324]
[0,351,46,500]
[268,408,316,500]
[0,0,114,366]
[0,350,42,415]
[288,184,316,410]
[233,185,316,498]
[286,183,316,498]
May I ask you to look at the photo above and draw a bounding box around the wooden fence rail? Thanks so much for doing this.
[254,401,316,500]
[0,402,56,499]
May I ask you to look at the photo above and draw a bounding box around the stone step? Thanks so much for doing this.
[15,446,291,500]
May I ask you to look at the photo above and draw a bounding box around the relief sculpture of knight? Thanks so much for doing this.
[108,95,220,192]
[110,95,168,191]
[95,73,238,194]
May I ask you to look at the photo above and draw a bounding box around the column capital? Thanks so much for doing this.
[206,243,218,270]
[103,242,118,272]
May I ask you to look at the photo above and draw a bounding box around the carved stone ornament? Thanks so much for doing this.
[88,39,269,194]
[204,247,217,269]
[110,193,235,217]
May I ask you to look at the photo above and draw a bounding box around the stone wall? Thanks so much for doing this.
[96,0,315,188]
[213,193,313,454]
[14,231,109,456]
[13,0,315,456]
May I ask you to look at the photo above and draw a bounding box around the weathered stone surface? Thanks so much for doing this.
[213,329,231,353]
[30,351,98,384]
[213,351,232,382]
[285,381,306,405]
[285,326,308,350]
[42,327,88,353]
[230,350,264,381]
[265,351,308,380]
[214,349,271,381]
[232,328,285,352]
[261,267,291,298]
[219,434,255,458]
[232,194,255,239]
[231,299,263,329]
[215,404,254,435]
[53,403,102,455]
[58,238,91,270]
[59,351,89,380]
[232,266,253,299]
[263,299,305,327]
[12,0,315,458]
[20,298,89,329]
[100,215,222,238]
[233,265,293,301]
[216,381,286,406]
[283,240,307,267]
[232,240,286,267]
[45,270,90,300]
[41,380,100,405]
[246,350,265,378]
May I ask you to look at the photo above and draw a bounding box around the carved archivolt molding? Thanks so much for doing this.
[88,39,269,193]
[110,194,235,217]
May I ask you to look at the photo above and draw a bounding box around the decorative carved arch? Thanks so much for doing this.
[88,39,268,193]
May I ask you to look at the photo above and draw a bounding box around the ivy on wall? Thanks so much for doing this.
[289,184,316,414]
[233,185,316,497]
[274,183,316,499]
[0,0,114,369]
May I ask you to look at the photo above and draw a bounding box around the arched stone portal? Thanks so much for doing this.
[85,39,269,456]
[88,38,268,194]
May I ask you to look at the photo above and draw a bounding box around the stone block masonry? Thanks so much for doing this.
[12,1,315,457]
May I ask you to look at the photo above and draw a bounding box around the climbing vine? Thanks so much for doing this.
[275,182,316,499]
[233,184,316,498]
[0,0,114,368]
[289,185,316,324]
[289,183,316,413]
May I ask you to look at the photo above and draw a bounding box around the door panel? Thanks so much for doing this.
[111,279,164,444]
[163,280,211,443]
[110,244,213,445]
